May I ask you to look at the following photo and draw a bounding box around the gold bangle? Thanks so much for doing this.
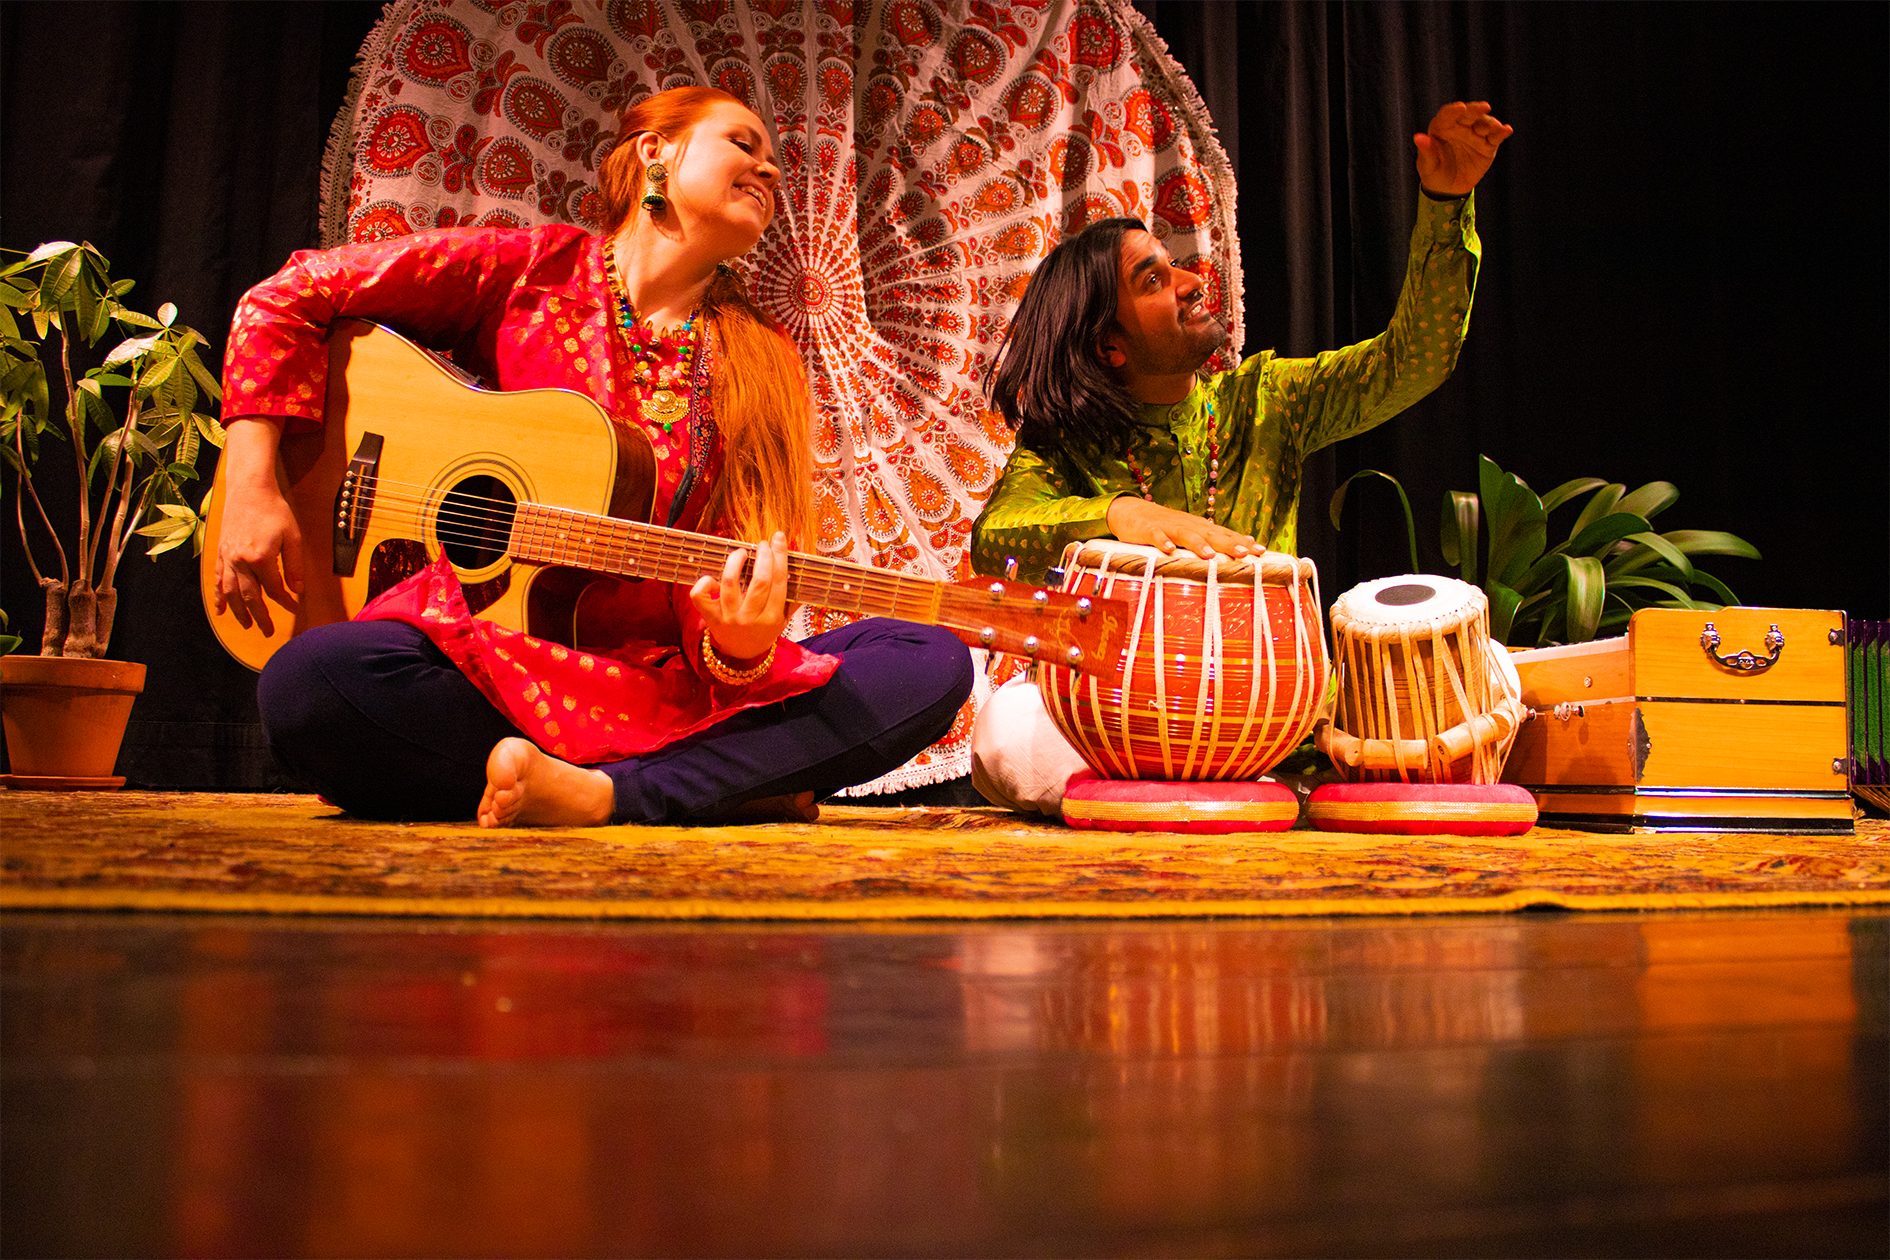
[701,635,776,685]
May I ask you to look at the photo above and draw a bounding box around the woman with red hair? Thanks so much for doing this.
[214,88,971,827]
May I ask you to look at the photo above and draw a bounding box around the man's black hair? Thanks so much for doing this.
[984,217,1145,486]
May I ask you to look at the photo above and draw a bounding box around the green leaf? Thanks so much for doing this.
[1487,474,1547,588]
[1439,490,1479,582]
[183,351,223,402]
[111,308,162,330]
[1566,483,1625,544]
[100,426,164,465]
[1511,550,1566,598]
[157,302,178,327]
[1539,477,1609,514]
[1684,568,1740,606]
[37,250,82,310]
[136,511,197,556]
[1618,531,1693,582]
[1660,529,1762,560]
[1608,574,1695,603]
[191,410,226,446]
[1616,480,1680,521]
[1487,580,1522,645]
[1476,454,1507,522]
[75,279,106,346]
[1563,556,1606,642]
[101,331,162,368]
[1566,511,1651,558]
[136,354,184,399]
[78,382,115,435]
[1329,469,1419,572]
[24,241,79,265]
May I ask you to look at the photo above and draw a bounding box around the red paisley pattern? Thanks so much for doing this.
[321,0,1237,792]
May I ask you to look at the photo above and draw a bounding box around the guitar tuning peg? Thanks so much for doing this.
[1003,556,1018,581]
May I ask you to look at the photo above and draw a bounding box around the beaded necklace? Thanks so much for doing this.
[1125,398,1221,523]
[602,237,701,434]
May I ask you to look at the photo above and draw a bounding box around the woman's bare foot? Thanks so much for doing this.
[479,738,614,828]
[713,790,820,824]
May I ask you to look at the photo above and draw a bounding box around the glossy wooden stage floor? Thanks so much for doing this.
[4,909,1885,1257]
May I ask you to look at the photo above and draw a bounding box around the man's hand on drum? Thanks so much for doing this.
[690,531,790,666]
[1106,496,1258,560]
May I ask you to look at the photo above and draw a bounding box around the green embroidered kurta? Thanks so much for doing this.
[972,192,1481,584]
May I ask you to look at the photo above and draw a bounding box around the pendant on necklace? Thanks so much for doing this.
[641,388,687,433]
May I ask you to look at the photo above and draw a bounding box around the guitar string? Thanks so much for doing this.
[322,477,967,618]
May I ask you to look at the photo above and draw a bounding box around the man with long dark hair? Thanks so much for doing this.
[970,101,1511,814]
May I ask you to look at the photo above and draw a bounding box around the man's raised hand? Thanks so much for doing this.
[1414,101,1513,198]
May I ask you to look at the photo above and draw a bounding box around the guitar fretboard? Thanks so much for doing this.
[510,502,946,622]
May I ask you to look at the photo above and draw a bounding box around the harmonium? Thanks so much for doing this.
[1503,606,1854,833]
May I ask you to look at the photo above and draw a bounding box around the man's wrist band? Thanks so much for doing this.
[701,635,775,685]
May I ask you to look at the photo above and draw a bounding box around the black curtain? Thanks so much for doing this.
[0,0,385,787]
[1142,0,1888,619]
[3,1,1886,789]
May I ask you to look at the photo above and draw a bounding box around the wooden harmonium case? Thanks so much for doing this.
[1502,607,1853,834]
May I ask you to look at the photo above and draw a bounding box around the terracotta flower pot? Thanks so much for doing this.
[0,655,146,789]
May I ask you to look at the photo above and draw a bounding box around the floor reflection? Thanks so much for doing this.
[3,912,1881,1257]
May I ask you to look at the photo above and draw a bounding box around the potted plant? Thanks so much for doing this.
[1331,454,1760,646]
[0,241,223,787]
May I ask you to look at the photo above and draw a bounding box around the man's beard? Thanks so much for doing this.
[1183,310,1228,368]
[1147,311,1226,375]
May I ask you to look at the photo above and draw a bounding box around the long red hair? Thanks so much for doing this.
[599,87,810,546]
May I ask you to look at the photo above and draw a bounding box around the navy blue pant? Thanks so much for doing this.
[257,618,973,824]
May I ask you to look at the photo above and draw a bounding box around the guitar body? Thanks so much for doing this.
[201,320,655,672]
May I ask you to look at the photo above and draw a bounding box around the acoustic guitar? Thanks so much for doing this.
[200,320,1127,679]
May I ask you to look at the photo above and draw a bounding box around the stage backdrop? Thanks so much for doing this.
[1,1,1884,791]
[316,0,1240,791]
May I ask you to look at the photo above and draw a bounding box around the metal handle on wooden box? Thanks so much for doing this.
[1699,621,1784,673]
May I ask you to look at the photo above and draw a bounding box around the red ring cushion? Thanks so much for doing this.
[1062,774,1299,833]
[1307,782,1537,836]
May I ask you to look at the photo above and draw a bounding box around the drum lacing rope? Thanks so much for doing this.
[1180,555,1221,780]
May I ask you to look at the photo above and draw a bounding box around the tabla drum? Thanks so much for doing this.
[1037,541,1330,781]
[1315,574,1524,784]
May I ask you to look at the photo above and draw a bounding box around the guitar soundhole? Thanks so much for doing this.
[439,475,516,571]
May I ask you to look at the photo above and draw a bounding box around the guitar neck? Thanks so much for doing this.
[510,502,945,622]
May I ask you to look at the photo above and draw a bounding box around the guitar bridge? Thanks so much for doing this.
[332,432,383,575]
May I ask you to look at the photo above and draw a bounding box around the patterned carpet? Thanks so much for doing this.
[3,792,1887,919]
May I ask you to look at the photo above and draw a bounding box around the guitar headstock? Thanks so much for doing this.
[937,578,1130,681]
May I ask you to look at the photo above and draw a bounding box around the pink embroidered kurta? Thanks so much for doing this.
[223,225,836,762]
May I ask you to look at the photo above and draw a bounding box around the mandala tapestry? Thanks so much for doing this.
[320,0,1238,790]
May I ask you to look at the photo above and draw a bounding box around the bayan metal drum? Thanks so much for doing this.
[1037,541,1329,781]
[1315,574,1524,783]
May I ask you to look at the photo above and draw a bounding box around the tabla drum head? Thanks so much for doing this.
[1062,773,1300,833]
[1331,574,1484,628]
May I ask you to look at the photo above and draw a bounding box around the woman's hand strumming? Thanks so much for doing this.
[213,418,304,635]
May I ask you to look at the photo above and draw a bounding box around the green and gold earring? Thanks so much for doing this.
[640,162,668,214]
